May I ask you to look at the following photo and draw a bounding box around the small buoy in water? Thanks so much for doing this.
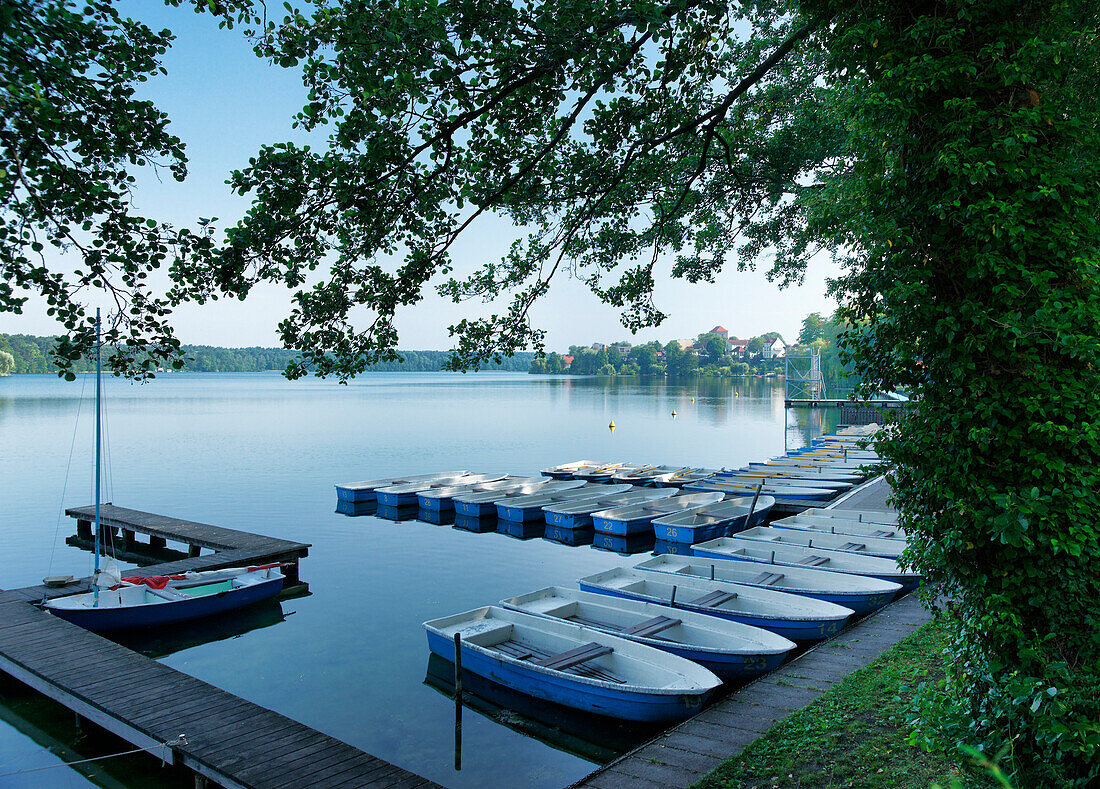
[691,397,695,403]
[608,420,616,433]
[735,392,739,397]
[671,410,677,418]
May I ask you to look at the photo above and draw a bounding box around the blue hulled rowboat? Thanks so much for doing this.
[656,468,721,488]
[743,463,865,483]
[683,478,836,502]
[692,536,921,592]
[591,493,725,536]
[734,526,906,560]
[496,484,633,522]
[540,460,608,480]
[44,566,285,632]
[634,554,901,616]
[454,480,586,517]
[577,568,853,642]
[335,470,470,503]
[417,477,536,512]
[711,472,853,492]
[770,514,909,541]
[502,587,795,682]
[376,473,502,507]
[543,489,677,530]
[572,463,646,483]
[650,496,776,545]
[423,606,720,722]
[797,508,901,526]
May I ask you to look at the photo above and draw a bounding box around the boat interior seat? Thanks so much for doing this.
[798,555,830,566]
[622,616,681,638]
[533,642,613,671]
[837,542,867,552]
[688,590,738,608]
[747,571,785,586]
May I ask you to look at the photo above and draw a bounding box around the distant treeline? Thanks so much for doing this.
[0,334,534,375]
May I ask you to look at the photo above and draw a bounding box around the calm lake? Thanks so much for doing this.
[0,372,838,788]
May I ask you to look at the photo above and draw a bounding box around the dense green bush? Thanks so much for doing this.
[807,1,1100,782]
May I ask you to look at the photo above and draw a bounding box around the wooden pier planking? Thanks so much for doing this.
[0,503,440,788]
[0,598,439,788]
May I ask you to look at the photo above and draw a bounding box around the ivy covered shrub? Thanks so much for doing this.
[805,0,1100,783]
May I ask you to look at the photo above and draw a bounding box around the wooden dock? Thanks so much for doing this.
[0,598,438,788]
[0,504,440,788]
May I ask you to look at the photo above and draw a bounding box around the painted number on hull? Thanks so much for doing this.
[742,655,767,672]
[818,621,841,638]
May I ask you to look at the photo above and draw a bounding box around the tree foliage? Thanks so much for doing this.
[803,1,1100,782]
[175,0,841,378]
[0,0,257,378]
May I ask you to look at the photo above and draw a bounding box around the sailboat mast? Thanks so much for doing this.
[94,309,101,596]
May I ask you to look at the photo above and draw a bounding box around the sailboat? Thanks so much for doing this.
[42,310,285,632]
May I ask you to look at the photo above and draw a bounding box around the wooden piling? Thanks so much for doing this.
[454,632,463,771]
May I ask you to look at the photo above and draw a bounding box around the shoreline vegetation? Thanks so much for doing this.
[1,311,850,379]
[530,312,855,381]
[0,334,535,375]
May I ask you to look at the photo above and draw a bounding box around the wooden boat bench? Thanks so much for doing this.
[533,642,612,671]
[747,571,786,586]
[797,555,830,566]
[870,530,895,538]
[687,590,738,608]
[837,542,867,552]
[622,615,681,638]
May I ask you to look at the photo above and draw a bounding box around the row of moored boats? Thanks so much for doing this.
[424,504,914,723]
[337,431,918,723]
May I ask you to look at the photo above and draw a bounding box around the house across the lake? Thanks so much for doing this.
[762,337,787,358]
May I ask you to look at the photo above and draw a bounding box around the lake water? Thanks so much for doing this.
[0,372,838,788]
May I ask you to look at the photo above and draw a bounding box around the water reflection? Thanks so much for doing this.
[498,520,545,540]
[453,514,497,533]
[591,532,656,555]
[419,507,457,525]
[336,500,378,517]
[543,526,594,546]
[110,599,288,658]
[653,539,695,556]
[376,504,420,521]
[423,654,661,765]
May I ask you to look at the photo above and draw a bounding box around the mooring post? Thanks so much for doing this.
[188,544,201,558]
[453,632,462,771]
[77,519,92,540]
[149,536,166,550]
[123,529,135,551]
[746,483,763,529]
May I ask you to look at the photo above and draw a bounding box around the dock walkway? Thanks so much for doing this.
[572,475,934,789]
[0,504,439,788]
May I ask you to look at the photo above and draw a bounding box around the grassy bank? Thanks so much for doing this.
[692,619,991,789]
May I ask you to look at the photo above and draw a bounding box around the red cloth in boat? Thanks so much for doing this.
[120,574,186,589]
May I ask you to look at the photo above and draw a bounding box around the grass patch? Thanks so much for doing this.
[692,618,989,789]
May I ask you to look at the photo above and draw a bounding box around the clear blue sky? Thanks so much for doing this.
[0,3,840,350]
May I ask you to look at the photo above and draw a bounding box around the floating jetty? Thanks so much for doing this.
[0,505,439,789]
